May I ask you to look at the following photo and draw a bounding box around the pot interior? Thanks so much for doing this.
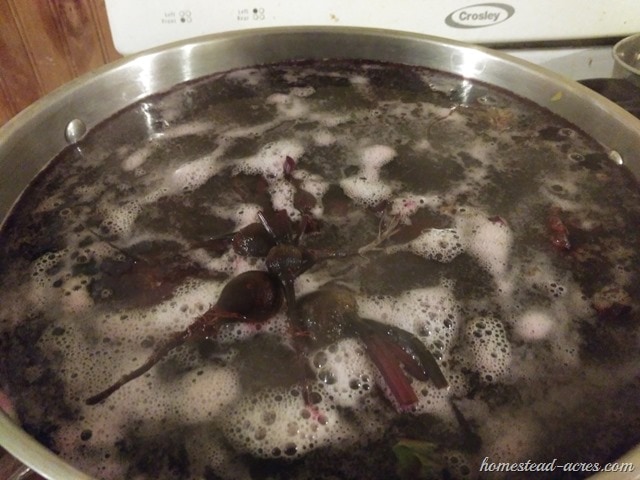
[1,28,640,480]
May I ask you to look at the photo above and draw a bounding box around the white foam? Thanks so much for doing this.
[361,144,396,171]
[457,210,513,280]
[210,203,262,231]
[59,275,94,314]
[293,270,337,298]
[164,150,226,195]
[339,176,393,208]
[480,410,541,465]
[388,228,464,263]
[28,249,70,308]
[222,119,281,139]
[268,178,297,217]
[216,310,288,345]
[266,93,310,119]
[184,426,251,479]
[514,309,555,341]
[222,386,360,459]
[465,316,512,383]
[73,183,102,203]
[388,193,442,219]
[226,68,263,86]
[230,140,309,218]
[295,169,330,217]
[87,278,226,343]
[122,145,152,171]
[339,143,399,206]
[99,201,142,236]
[311,129,336,146]
[55,408,129,478]
[234,140,305,181]
[310,111,351,127]
[349,74,369,85]
[290,86,316,98]
[411,380,452,415]
[169,367,241,423]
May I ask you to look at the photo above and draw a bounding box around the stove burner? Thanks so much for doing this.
[579,78,640,119]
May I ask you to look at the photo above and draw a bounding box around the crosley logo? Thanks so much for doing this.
[445,3,515,29]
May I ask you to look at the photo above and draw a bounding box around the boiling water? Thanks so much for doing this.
[0,60,639,480]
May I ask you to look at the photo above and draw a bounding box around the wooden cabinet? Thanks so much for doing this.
[0,0,121,127]
[0,1,121,470]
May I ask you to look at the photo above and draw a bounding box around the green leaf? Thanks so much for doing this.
[392,438,444,480]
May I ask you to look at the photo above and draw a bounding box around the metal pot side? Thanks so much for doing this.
[1,27,640,480]
[614,33,640,87]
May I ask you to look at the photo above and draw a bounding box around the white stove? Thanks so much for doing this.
[105,0,640,80]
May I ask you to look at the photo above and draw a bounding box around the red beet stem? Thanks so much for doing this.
[361,333,418,409]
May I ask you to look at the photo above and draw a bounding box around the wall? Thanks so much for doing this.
[0,0,121,128]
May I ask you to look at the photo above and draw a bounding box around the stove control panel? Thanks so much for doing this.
[105,0,640,55]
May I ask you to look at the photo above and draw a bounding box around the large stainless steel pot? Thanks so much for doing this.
[1,27,640,480]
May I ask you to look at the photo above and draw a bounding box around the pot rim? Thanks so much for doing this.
[1,25,640,480]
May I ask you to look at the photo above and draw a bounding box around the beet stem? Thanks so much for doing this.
[360,332,419,409]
